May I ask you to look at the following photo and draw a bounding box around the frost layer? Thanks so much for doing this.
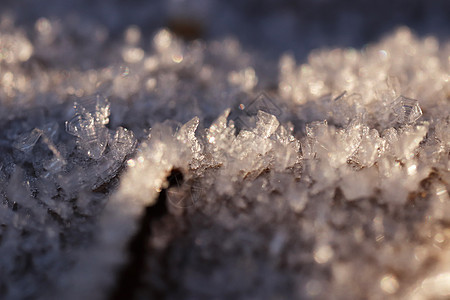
[0,16,449,300]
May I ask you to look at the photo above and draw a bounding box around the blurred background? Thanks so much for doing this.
[2,0,449,61]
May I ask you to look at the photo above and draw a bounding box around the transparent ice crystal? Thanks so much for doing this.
[390,95,423,125]
[13,128,42,152]
[66,94,110,159]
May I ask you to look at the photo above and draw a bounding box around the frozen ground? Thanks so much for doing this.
[0,1,449,299]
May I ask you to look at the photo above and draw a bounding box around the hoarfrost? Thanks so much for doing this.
[0,9,449,300]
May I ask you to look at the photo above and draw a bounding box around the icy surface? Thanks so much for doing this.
[0,2,449,300]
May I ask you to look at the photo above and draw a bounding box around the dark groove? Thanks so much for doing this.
[108,169,183,300]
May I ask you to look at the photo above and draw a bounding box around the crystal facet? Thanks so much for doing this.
[391,95,423,125]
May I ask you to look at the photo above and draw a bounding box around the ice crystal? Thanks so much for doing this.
[66,94,110,159]
[391,95,423,125]
[13,128,42,152]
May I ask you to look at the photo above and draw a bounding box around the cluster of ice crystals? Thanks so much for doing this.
[279,28,449,129]
[0,7,449,299]
[97,28,448,300]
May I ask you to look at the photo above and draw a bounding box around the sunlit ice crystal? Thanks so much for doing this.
[383,123,428,160]
[74,94,111,125]
[66,113,95,137]
[305,120,364,168]
[66,113,109,159]
[175,116,204,166]
[206,109,236,163]
[65,94,110,159]
[330,92,365,126]
[253,110,280,138]
[108,126,137,161]
[350,127,383,167]
[390,95,423,125]
[272,125,301,171]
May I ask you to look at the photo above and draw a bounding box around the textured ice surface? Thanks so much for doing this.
[0,2,449,300]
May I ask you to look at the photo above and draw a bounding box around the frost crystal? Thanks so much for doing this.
[0,5,449,300]
[13,128,42,152]
[391,95,423,125]
[66,94,110,159]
